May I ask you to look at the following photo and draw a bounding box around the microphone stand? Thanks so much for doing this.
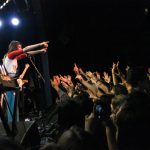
[28,55,46,121]
[28,55,45,83]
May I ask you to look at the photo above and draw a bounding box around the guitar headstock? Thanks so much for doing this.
[25,63,30,68]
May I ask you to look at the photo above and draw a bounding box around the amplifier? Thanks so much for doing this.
[0,74,16,92]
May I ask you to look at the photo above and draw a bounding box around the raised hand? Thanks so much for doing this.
[51,75,60,90]
[79,68,86,76]
[103,72,111,83]
[75,74,83,81]
[86,71,93,78]
[95,71,101,80]
[67,75,71,82]
[116,61,119,68]
[67,75,74,87]
[61,81,69,91]
[59,75,68,83]
[112,62,116,74]
[73,63,79,75]
[126,65,130,73]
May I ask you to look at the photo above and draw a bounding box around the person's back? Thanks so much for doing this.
[57,126,100,150]
[40,142,60,150]
[57,98,84,136]
[126,66,149,93]
[116,91,150,150]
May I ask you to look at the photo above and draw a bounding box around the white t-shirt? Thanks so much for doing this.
[3,55,18,77]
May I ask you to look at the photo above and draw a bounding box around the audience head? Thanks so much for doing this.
[40,142,59,150]
[112,84,128,95]
[73,91,94,116]
[111,94,126,115]
[57,98,84,133]
[126,66,148,87]
[116,91,150,150]
[58,125,99,150]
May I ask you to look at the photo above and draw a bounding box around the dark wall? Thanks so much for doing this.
[41,0,150,75]
[0,0,150,75]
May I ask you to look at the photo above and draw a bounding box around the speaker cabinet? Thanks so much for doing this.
[0,121,40,148]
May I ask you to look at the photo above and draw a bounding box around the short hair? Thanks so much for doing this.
[111,94,126,112]
[116,91,150,150]
[73,91,94,115]
[40,142,59,150]
[8,40,21,52]
[113,84,128,95]
[57,99,84,132]
[126,67,148,87]
[58,126,99,150]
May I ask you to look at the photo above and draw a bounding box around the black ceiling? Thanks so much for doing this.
[0,0,150,74]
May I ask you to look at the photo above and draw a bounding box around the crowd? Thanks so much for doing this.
[1,49,150,150]
[48,62,150,150]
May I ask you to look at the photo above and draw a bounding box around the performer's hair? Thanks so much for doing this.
[8,40,21,52]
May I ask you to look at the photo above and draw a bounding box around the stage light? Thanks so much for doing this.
[11,17,20,26]
[145,8,148,13]
[0,20,3,27]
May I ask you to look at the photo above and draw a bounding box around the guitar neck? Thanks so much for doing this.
[21,68,28,78]
[19,64,30,79]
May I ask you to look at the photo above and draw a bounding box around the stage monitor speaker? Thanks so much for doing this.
[0,121,40,148]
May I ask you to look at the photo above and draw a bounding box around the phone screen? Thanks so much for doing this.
[95,104,103,119]
[96,105,102,113]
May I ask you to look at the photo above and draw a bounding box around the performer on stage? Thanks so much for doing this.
[2,40,49,122]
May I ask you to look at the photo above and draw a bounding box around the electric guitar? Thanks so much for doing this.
[17,64,30,91]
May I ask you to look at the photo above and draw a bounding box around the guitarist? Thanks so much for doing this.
[2,40,49,122]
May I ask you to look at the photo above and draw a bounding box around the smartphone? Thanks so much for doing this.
[95,103,104,119]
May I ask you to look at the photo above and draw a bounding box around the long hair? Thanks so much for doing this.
[8,40,21,52]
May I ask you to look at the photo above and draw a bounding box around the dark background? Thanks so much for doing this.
[0,0,150,75]
[41,0,150,75]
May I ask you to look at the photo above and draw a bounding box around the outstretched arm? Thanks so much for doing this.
[26,48,47,56]
[8,49,24,59]
[7,41,48,59]
[23,41,49,52]
[76,74,98,96]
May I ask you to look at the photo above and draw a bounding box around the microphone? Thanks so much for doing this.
[26,53,32,58]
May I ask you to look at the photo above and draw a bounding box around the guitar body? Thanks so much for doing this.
[17,64,30,91]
